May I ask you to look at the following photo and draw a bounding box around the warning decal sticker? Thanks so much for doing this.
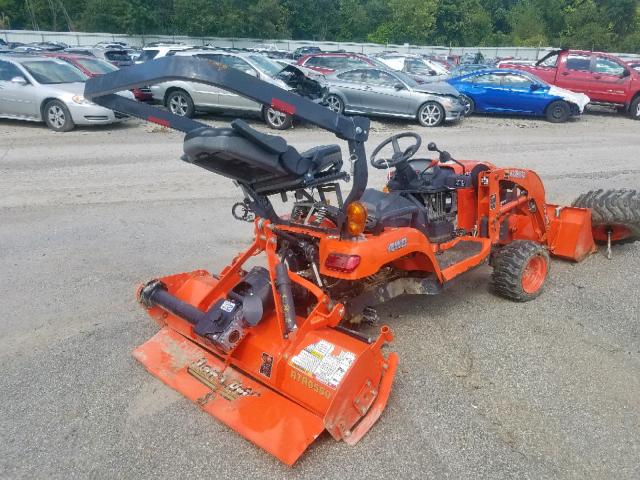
[290,340,356,389]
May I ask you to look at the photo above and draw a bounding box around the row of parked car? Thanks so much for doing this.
[0,40,639,132]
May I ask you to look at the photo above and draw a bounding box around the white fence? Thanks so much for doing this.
[1,29,558,60]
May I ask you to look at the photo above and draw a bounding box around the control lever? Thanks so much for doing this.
[427,142,466,173]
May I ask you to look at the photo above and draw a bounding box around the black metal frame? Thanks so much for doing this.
[84,56,371,209]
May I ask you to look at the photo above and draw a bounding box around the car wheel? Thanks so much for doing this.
[545,100,570,123]
[166,90,195,118]
[418,101,445,127]
[262,106,293,130]
[325,94,344,114]
[460,94,475,116]
[629,96,640,120]
[43,100,75,132]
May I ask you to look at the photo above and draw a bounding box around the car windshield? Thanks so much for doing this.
[22,60,88,84]
[520,71,548,86]
[75,57,118,74]
[104,51,131,62]
[391,70,419,87]
[369,57,390,68]
[248,54,282,77]
[138,49,158,62]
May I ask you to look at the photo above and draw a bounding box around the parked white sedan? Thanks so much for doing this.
[0,55,132,131]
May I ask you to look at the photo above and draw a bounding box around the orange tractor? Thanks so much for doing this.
[85,57,639,465]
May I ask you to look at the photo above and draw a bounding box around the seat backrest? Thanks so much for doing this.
[231,119,288,154]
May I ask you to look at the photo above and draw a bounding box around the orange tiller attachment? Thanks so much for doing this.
[133,260,397,465]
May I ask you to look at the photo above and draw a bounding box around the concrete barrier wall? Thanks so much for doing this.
[1,29,562,60]
[4,29,640,60]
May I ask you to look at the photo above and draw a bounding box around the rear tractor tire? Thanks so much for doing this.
[573,189,640,245]
[491,241,550,302]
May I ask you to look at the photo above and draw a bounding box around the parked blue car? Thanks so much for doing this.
[448,69,590,122]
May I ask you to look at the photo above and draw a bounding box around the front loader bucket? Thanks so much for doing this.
[133,327,326,465]
[546,204,597,262]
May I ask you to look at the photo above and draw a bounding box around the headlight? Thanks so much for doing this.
[440,97,454,107]
[72,95,92,105]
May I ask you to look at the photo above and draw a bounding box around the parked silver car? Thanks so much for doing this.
[324,67,465,127]
[0,55,132,131]
[376,54,450,83]
[150,50,320,129]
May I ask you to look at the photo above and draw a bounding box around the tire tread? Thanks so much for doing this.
[491,240,549,302]
[573,189,640,244]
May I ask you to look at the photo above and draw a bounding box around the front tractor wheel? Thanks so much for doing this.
[491,241,550,302]
[573,189,640,245]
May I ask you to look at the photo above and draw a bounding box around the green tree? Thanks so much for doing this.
[239,0,290,38]
[433,0,492,46]
[369,0,438,44]
[508,0,549,46]
[171,0,218,37]
[560,0,615,50]
[282,0,340,40]
[1,0,638,52]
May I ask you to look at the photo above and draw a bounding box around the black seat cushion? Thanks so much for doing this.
[360,189,422,231]
[183,126,291,185]
[182,125,342,189]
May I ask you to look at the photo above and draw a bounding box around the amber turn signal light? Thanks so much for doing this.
[346,201,368,236]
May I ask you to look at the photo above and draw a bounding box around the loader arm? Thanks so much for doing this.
[84,55,370,209]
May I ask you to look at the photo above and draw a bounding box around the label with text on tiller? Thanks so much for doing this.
[290,340,356,389]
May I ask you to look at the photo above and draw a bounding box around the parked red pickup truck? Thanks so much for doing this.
[500,49,640,119]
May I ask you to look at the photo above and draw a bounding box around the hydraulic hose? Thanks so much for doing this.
[274,262,297,333]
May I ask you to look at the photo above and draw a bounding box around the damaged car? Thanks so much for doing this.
[448,69,590,122]
[375,53,449,83]
[324,67,465,127]
[150,50,326,129]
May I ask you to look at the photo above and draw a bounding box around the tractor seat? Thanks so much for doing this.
[182,119,342,187]
[360,188,423,232]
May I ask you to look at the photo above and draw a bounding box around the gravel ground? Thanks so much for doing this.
[1,109,639,480]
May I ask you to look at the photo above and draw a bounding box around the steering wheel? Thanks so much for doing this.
[370,132,422,169]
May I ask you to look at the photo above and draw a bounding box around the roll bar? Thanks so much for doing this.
[84,56,370,207]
